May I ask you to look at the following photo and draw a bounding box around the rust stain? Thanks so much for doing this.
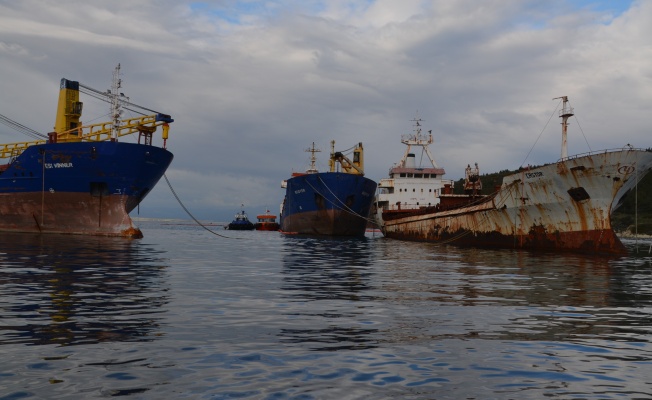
[383,149,652,255]
[0,192,141,237]
[122,226,144,238]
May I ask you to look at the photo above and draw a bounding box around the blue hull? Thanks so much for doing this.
[280,172,377,236]
[0,141,173,236]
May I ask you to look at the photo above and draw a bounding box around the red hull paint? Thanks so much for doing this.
[255,223,280,231]
[0,192,142,237]
[385,226,626,255]
[281,209,368,236]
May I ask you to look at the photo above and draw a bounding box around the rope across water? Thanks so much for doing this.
[164,174,243,239]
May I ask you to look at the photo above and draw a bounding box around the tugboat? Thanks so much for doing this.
[226,207,255,230]
[279,141,377,236]
[254,210,280,231]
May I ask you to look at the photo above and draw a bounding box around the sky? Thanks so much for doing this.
[1,0,650,222]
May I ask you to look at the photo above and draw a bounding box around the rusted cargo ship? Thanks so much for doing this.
[381,97,652,254]
[0,65,174,237]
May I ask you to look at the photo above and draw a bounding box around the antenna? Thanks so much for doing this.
[305,142,321,173]
[553,96,574,160]
[109,64,129,140]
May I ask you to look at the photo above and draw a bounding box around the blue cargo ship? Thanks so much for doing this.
[0,65,173,237]
[279,142,377,236]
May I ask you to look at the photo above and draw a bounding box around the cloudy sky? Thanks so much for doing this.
[1,0,650,222]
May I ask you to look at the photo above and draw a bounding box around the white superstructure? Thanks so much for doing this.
[374,116,453,223]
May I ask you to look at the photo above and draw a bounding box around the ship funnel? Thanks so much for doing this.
[54,79,83,136]
[405,153,416,168]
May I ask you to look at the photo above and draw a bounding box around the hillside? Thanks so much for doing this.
[451,166,652,235]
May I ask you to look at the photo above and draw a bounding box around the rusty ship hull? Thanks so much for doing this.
[382,149,652,255]
[1,68,174,238]
[0,141,173,237]
[280,171,377,237]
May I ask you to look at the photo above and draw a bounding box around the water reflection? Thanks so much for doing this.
[377,241,652,345]
[279,236,379,351]
[0,232,169,346]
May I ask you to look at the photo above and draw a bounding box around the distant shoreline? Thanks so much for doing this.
[617,231,652,239]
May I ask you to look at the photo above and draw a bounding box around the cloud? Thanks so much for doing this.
[1,0,648,222]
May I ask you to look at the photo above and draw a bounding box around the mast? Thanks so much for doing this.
[306,142,320,173]
[109,64,128,141]
[554,96,574,160]
[400,115,438,168]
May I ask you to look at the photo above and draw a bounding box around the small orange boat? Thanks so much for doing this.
[255,210,280,231]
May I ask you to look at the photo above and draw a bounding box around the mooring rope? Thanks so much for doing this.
[164,174,242,239]
[308,175,381,227]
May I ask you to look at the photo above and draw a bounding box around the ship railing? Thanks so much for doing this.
[57,114,166,142]
[0,114,172,159]
[400,133,432,145]
[558,147,650,163]
[0,143,34,159]
[378,178,394,187]
[383,203,435,211]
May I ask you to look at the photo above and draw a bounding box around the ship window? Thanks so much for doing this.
[400,173,406,177]
[429,189,432,192]
[421,189,424,193]
[413,189,415,192]
[415,173,422,178]
[407,173,413,178]
[433,174,437,178]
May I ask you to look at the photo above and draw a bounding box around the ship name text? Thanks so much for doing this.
[294,188,306,194]
[45,162,74,169]
[525,171,543,179]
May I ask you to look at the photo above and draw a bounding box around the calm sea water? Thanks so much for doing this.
[1,220,652,399]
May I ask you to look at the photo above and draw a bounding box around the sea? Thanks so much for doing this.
[1,219,652,400]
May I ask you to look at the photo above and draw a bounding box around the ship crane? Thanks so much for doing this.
[463,162,482,195]
[1,65,173,159]
[329,140,365,175]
